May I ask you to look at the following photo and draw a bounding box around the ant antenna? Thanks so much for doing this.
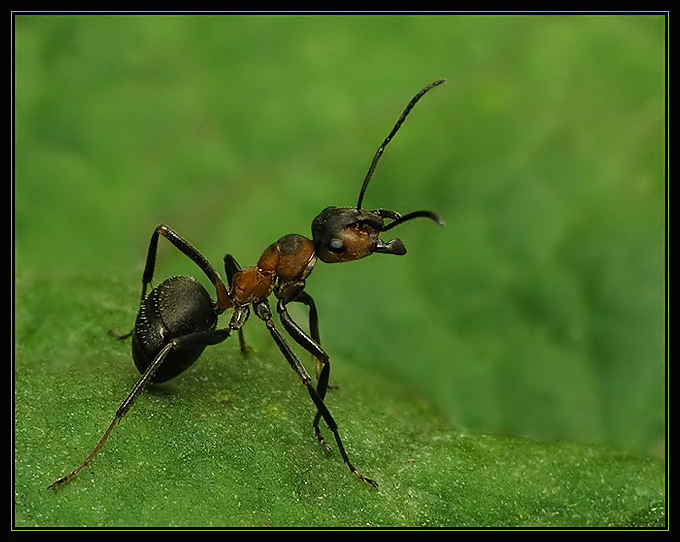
[356,79,446,210]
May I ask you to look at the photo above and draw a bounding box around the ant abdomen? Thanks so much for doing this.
[132,276,217,383]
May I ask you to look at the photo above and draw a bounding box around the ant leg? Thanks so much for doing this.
[291,291,322,375]
[290,290,342,441]
[224,254,248,356]
[110,328,133,341]
[276,296,332,453]
[292,292,320,344]
[274,284,323,382]
[111,226,231,343]
[277,292,324,387]
[48,327,233,491]
[253,300,377,488]
[292,291,339,388]
[275,285,330,449]
[141,224,230,310]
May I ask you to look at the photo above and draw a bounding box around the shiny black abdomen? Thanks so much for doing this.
[131,276,217,383]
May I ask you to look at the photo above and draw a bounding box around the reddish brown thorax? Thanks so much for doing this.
[229,234,317,307]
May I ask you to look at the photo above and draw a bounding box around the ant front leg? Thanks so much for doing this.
[291,291,323,377]
[275,283,326,389]
[291,291,339,390]
[253,300,377,488]
[274,284,333,452]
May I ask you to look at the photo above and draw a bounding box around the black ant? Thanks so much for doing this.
[48,79,445,491]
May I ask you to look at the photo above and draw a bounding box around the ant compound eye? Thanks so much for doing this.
[328,239,345,254]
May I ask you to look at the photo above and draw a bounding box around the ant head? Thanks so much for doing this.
[312,207,384,263]
[312,206,442,263]
[311,79,445,264]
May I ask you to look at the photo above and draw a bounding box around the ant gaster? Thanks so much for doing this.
[49,79,445,491]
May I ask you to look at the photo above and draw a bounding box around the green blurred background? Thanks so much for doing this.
[15,13,665,459]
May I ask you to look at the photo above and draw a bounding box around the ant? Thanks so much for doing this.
[48,79,445,491]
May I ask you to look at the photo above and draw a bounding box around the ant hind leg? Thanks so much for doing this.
[49,327,233,491]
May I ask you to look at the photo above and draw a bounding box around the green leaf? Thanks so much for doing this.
[14,275,664,528]
[14,14,666,529]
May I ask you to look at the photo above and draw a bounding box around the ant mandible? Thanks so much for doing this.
[49,79,445,491]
